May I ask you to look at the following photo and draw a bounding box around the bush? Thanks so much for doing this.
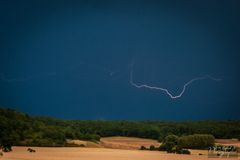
[175,145,182,153]
[178,134,214,149]
[91,134,101,141]
[165,142,176,153]
[175,145,191,155]
[80,134,100,142]
[140,146,146,150]
[158,143,167,151]
[158,134,164,142]
[30,138,65,147]
[64,143,85,147]
[163,135,178,145]
[2,145,12,152]
[149,145,156,151]
[160,135,179,153]
[0,137,13,152]
[176,149,191,154]
[182,149,191,154]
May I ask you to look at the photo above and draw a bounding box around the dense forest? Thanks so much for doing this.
[1,107,240,149]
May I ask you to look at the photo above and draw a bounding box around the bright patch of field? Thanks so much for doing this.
[67,139,102,148]
[100,136,160,150]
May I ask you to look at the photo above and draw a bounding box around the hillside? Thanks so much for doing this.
[0,107,240,148]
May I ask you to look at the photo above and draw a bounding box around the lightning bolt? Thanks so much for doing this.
[130,70,222,99]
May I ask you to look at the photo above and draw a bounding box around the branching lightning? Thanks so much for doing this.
[130,70,222,99]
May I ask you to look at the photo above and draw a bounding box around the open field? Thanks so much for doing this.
[67,136,161,149]
[1,137,239,160]
[100,136,160,149]
[85,136,240,150]
[1,146,238,160]
[215,139,240,147]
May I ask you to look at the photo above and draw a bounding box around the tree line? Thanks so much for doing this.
[143,134,215,154]
[0,108,240,150]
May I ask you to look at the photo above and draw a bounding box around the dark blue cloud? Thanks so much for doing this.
[0,0,239,120]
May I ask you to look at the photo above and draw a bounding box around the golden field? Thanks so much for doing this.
[1,146,238,160]
[1,137,239,160]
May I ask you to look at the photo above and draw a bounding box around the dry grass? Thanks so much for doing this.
[100,136,160,150]
[1,137,239,160]
[2,146,237,160]
[215,139,240,147]
[67,140,102,148]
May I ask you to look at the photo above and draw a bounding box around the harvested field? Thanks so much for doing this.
[1,138,239,160]
[67,139,102,148]
[215,139,240,147]
[100,136,160,150]
[1,146,237,160]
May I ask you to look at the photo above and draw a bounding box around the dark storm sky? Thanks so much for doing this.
[0,0,240,120]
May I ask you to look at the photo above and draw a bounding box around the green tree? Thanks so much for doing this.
[178,134,214,149]
[160,134,178,153]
